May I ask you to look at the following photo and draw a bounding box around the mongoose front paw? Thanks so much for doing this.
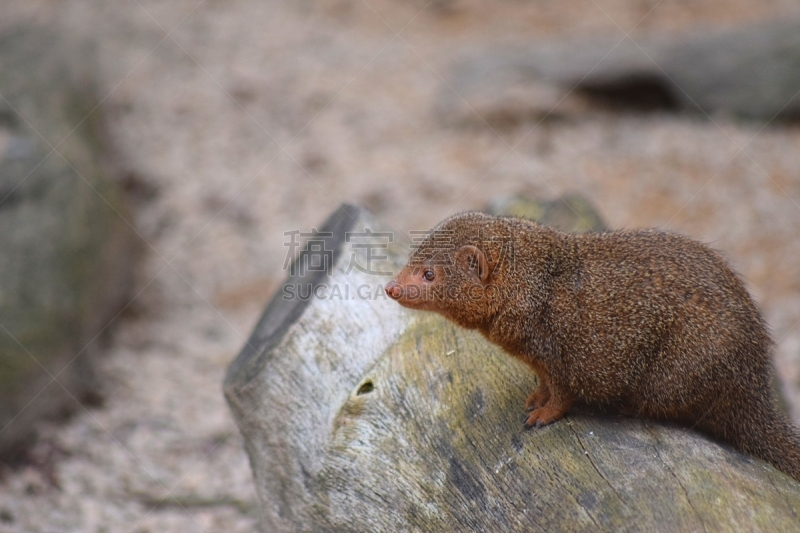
[525,387,551,412]
[524,406,566,429]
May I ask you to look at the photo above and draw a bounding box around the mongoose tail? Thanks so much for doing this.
[700,396,800,480]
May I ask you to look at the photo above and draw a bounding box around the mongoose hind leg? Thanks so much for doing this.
[524,388,575,429]
[525,380,551,412]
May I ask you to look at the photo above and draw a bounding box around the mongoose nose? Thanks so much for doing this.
[385,280,402,300]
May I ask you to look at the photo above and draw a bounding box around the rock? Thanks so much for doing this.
[0,25,138,459]
[225,202,800,532]
[440,18,800,124]
[484,194,608,233]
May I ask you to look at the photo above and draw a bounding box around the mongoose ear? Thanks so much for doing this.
[456,245,490,283]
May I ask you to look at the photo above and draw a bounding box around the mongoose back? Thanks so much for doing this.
[385,211,800,481]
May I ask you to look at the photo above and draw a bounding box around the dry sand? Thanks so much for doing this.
[2,0,800,531]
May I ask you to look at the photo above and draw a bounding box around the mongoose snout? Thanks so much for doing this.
[385,280,403,300]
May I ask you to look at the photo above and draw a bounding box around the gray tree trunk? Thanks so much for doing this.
[225,203,800,532]
[0,25,138,458]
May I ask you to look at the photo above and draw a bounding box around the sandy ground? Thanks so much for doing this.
[2,0,800,531]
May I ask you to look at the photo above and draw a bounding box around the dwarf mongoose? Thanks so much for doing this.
[386,211,800,480]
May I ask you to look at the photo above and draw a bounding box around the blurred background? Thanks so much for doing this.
[1,0,799,531]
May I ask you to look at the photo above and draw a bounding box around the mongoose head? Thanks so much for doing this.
[385,211,507,330]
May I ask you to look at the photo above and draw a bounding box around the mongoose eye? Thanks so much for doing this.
[423,269,435,282]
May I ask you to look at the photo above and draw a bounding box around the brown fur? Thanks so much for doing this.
[386,211,800,481]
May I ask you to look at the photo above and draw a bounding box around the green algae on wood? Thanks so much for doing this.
[314,313,800,532]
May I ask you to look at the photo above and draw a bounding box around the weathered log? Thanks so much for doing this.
[225,203,800,532]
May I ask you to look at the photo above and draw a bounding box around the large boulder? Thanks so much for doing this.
[225,202,800,532]
[0,25,137,459]
[440,18,800,125]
